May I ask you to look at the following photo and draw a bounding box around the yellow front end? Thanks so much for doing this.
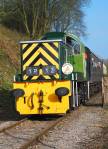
[13,80,71,115]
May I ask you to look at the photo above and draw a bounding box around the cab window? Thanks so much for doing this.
[66,36,80,55]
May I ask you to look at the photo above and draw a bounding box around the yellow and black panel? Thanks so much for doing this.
[13,80,71,114]
[20,41,60,81]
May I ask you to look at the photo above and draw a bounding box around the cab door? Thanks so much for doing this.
[66,36,84,74]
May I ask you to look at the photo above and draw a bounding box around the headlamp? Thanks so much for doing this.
[26,66,39,76]
[42,65,57,75]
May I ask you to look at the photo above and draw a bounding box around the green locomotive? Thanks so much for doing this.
[13,32,103,115]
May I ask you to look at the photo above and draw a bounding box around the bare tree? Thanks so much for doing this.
[0,0,90,38]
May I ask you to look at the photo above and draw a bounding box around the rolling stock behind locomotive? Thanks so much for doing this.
[13,32,103,115]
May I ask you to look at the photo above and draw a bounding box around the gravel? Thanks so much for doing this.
[32,94,108,149]
[0,119,55,149]
[0,89,108,149]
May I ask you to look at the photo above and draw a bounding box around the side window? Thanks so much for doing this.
[66,36,72,46]
[74,42,80,54]
[66,36,80,55]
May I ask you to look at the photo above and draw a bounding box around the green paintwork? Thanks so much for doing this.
[42,32,65,40]
[68,54,83,72]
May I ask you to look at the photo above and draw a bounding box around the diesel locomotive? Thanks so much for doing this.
[13,32,103,115]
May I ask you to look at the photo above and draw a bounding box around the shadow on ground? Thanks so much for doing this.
[85,93,103,107]
[0,89,24,121]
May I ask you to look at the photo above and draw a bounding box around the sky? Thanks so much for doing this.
[83,0,108,59]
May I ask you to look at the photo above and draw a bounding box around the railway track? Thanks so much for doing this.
[0,117,28,133]
[20,113,72,149]
[0,112,73,149]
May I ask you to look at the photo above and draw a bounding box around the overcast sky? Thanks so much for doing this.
[83,0,108,59]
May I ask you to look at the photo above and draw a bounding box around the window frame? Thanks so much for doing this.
[65,36,81,56]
